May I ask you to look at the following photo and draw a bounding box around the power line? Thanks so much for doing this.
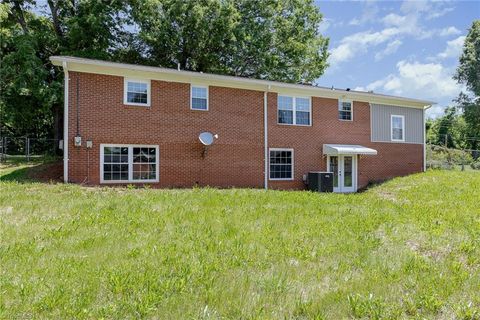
[427,143,480,153]
[434,133,480,142]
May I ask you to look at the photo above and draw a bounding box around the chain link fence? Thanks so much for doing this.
[426,144,480,171]
[0,136,62,163]
[2,137,478,170]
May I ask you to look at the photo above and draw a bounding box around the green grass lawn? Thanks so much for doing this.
[1,163,479,319]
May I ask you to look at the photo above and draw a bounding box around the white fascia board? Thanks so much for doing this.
[50,56,435,109]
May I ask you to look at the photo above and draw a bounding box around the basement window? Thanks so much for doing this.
[278,96,311,126]
[269,148,294,180]
[338,99,353,121]
[132,147,157,180]
[191,85,208,110]
[101,144,159,183]
[124,78,151,106]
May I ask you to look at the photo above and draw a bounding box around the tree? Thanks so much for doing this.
[427,107,468,149]
[0,2,60,139]
[454,20,480,151]
[455,20,480,97]
[0,0,132,141]
[1,0,330,142]
[454,92,480,151]
[130,0,329,83]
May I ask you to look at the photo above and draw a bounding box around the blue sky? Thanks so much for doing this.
[314,0,479,118]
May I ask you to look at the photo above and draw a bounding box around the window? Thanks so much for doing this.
[295,97,311,125]
[101,144,159,183]
[103,146,129,181]
[278,96,293,124]
[133,147,157,180]
[269,148,294,180]
[191,85,208,110]
[391,115,405,141]
[277,96,311,126]
[338,100,353,121]
[124,79,150,106]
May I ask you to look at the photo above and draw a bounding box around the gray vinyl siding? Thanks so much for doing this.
[370,104,424,144]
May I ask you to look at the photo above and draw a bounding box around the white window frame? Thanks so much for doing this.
[268,148,294,181]
[123,78,151,107]
[338,99,353,121]
[277,95,312,126]
[391,115,405,142]
[100,144,159,183]
[190,85,209,111]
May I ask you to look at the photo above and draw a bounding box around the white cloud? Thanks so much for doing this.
[439,26,462,37]
[330,44,355,66]
[437,36,466,59]
[318,18,331,33]
[382,13,407,27]
[357,60,463,102]
[400,0,454,20]
[329,28,401,65]
[379,12,457,39]
[330,4,463,67]
[375,39,402,61]
[400,0,430,14]
[426,7,455,20]
[349,0,380,26]
[427,105,448,118]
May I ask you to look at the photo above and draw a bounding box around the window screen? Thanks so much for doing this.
[339,101,352,120]
[191,86,208,110]
[391,115,404,141]
[125,81,149,105]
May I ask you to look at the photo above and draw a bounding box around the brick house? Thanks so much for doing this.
[50,56,433,192]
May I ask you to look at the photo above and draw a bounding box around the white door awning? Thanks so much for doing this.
[323,144,377,155]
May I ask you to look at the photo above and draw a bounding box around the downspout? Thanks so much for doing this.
[264,86,270,189]
[423,106,427,172]
[76,77,80,137]
[62,61,69,183]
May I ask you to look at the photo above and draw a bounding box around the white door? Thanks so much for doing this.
[328,155,356,193]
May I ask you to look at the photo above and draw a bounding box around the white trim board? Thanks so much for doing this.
[51,56,435,109]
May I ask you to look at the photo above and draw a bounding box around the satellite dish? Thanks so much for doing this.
[198,132,218,158]
[199,132,215,146]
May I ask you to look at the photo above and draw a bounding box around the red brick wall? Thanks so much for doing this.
[67,71,423,189]
[67,72,264,187]
[267,94,423,189]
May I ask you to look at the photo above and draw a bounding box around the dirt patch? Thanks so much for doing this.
[376,191,398,202]
[26,161,63,183]
[375,186,412,204]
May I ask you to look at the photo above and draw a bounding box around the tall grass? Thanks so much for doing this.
[0,164,479,319]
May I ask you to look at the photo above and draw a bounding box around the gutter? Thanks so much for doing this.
[49,56,436,109]
[62,61,69,183]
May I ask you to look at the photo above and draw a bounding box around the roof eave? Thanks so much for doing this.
[50,56,435,109]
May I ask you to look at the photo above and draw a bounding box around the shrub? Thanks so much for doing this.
[471,160,480,170]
